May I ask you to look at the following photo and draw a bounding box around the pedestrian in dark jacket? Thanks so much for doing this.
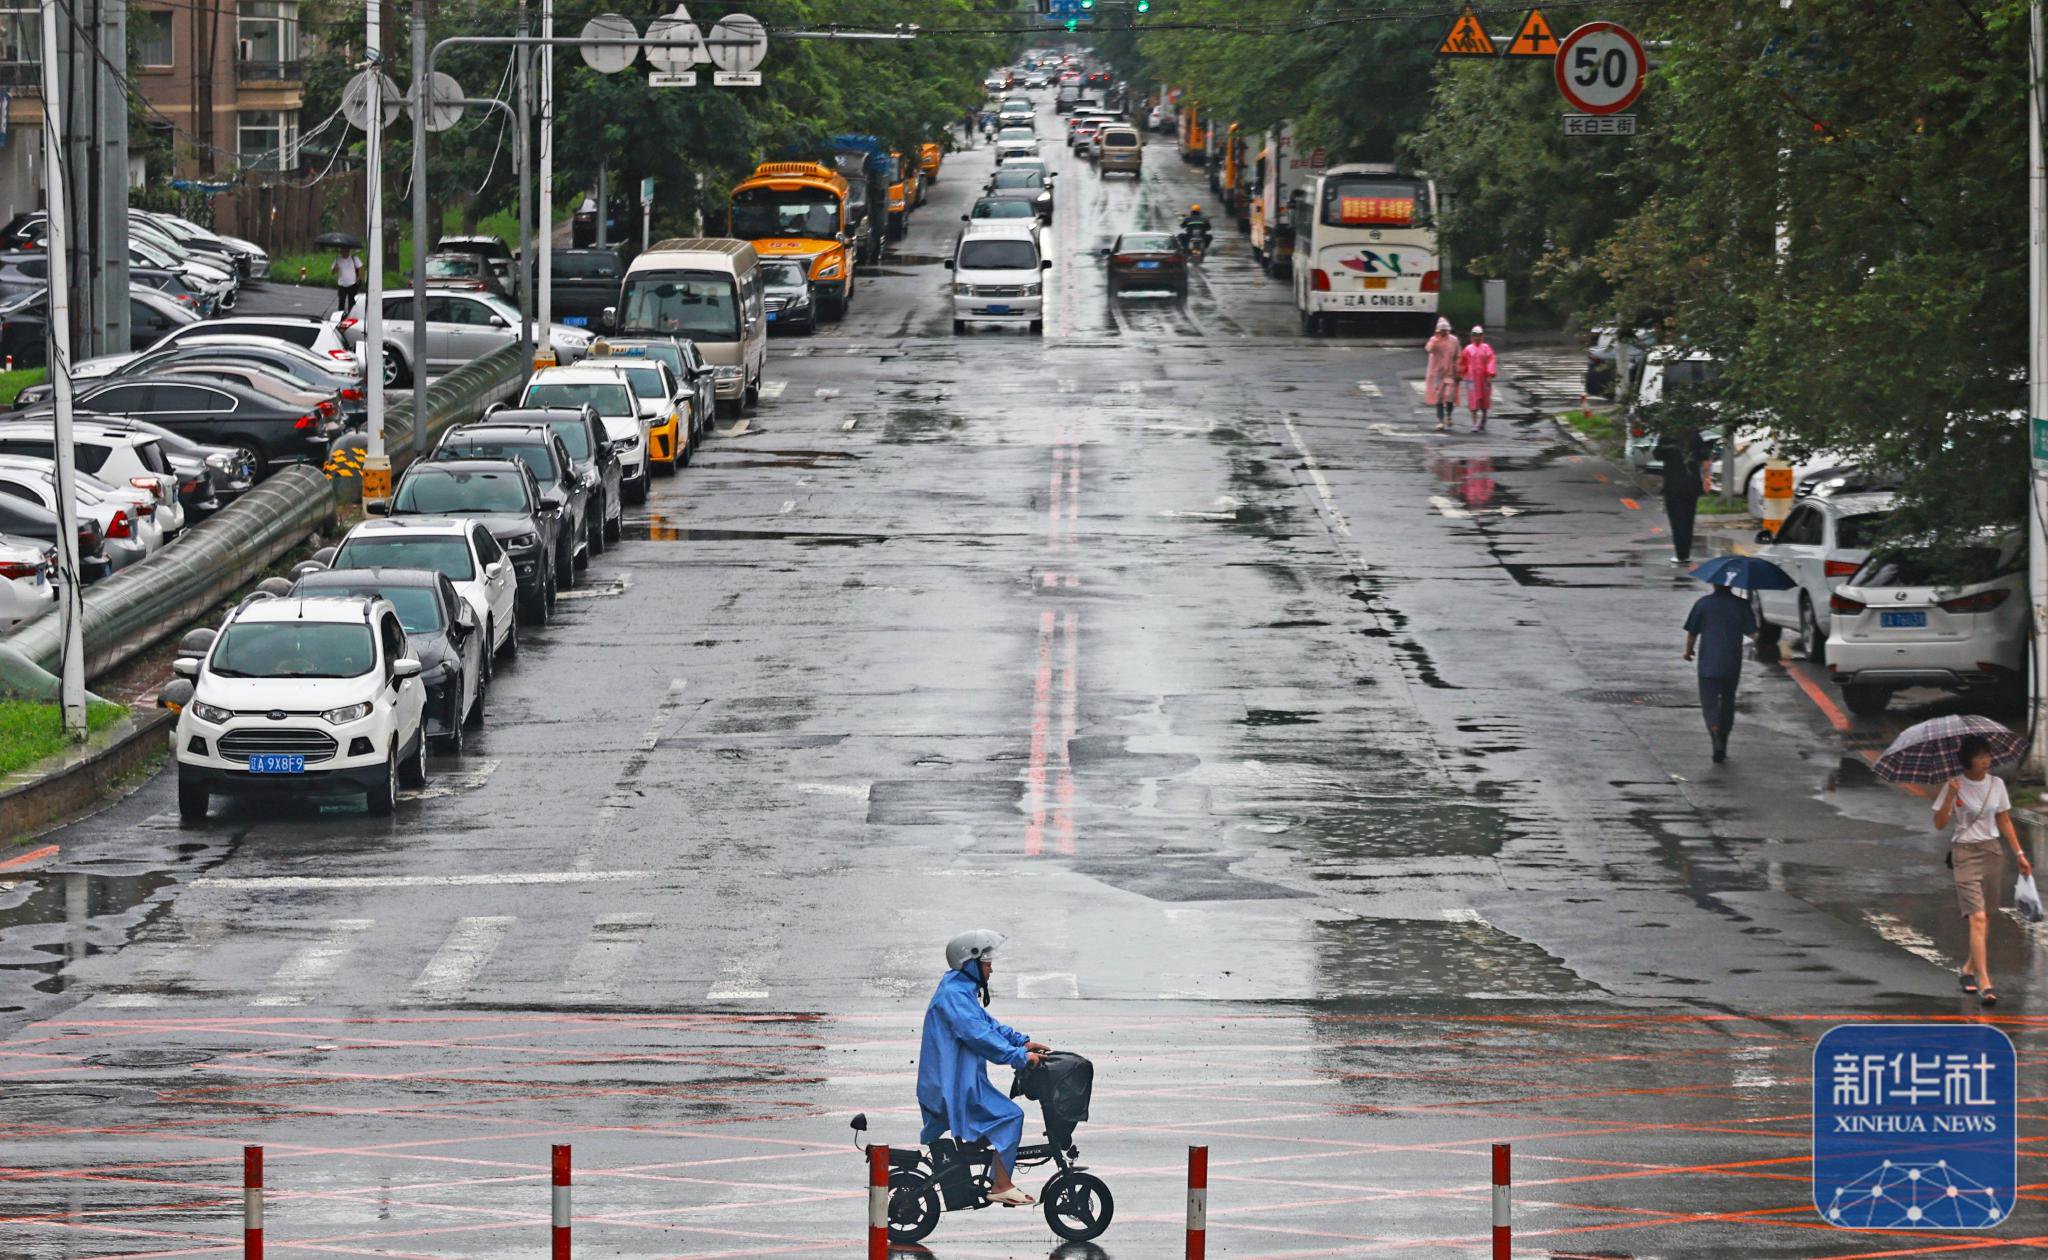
[1683,578,1756,763]
[1654,427,1712,564]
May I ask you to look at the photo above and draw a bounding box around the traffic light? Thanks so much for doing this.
[1079,0,1093,10]
[1135,0,1149,11]
[1064,16,1077,29]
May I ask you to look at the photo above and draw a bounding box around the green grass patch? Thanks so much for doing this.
[1558,408,1616,442]
[0,701,127,778]
[1697,497,1752,516]
[0,368,47,408]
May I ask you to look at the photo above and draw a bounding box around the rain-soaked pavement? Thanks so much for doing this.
[2,98,2045,1258]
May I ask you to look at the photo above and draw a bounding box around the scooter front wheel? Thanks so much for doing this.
[1042,1170,1114,1241]
[888,1170,942,1245]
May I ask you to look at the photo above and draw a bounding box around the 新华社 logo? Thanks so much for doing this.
[1813,1024,2015,1229]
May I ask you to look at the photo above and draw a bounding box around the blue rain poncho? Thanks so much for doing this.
[917,965,1030,1169]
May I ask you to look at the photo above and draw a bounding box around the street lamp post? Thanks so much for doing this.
[38,0,87,738]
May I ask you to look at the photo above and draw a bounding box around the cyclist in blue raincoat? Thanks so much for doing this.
[917,930,1051,1206]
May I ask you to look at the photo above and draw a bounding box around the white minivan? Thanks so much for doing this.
[609,238,767,418]
[948,223,1050,335]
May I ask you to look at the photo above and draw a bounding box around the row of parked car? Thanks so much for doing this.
[167,329,734,820]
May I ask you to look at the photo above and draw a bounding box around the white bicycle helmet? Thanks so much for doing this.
[945,929,1007,972]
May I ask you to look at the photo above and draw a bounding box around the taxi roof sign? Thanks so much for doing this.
[1436,5,1496,57]
[1503,9,1558,59]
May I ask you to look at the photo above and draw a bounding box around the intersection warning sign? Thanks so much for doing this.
[1504,9,1559,59]
[1436,6,1496,57]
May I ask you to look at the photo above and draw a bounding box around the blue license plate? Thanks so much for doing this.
[563,315,589,327]
[986,305,1014,314]
[1137,260,1161,270]
[1880,611,1927,629]
[767,312,778,321]
[248,754,305,774]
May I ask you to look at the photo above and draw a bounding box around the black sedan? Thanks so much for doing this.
[984,168,1055,219]
[291,566,487,754]
[432,421,591,582]
[379,458,560,624]
[1102,231,1189,297]
[19,375,341,474]
[478,404,622,551]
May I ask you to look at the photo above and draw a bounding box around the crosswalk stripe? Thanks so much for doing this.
[251,919,375,1007]
[1017,972,1079,999]
[96,918,234,1007]
[401,758,499,802]
[759,380,789,399]
[560,913,656,1001]
[408,916,516,1003]
[706,951,776,1001]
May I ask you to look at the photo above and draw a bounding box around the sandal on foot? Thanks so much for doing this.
[988,1187,1035,1207]
[1980,989,1999,1006]
[1961,971,1980,994]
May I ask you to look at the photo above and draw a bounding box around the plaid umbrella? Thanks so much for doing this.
[1872,715,2028,784]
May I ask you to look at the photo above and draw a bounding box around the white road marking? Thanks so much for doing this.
[560,913,656,1001]
[716,418,751,438]
[401,758,499,802]
[197,871,650,891]
[1407,379,1427,397]
[1438,908,1486,924]
[1147,420,1215,435]
[1055,379,1077,394]
[1117,381,1143,394]
[557,577,631,601]
[841,417,859,431]
[1355,380,1381,397]
[1429,495,1522,521]
[788,345,814,358]
[251,919,374,1006]
[576,680,692,868]
[814,387,841,399]
[759,380,788,399]
[795,782,872,800]
[1278,415,1353,540]
[408,916,516,1003]
[1017,972,1079,999]
[779,500,796,514]
[706,952,774,1001]
[1862,911,1954,969]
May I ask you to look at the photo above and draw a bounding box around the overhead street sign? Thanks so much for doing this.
[1503,9,1558,59]
[713,70,762,86]
[644,14,704,73]
[707,14,767,74]
[1554,21,1647,115]
[1436,5,1495,57]
[579,14,640,73]
[648,71,696,86]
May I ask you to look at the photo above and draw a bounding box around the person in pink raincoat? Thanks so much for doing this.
[1458,325,1498,432]
[1423,317,1461,432]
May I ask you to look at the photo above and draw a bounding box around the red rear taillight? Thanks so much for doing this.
[1824,560,1861,578]
[1421,270,1440,293]
[1830,593,1867,615]
[105,510,130,539]
[1111,254,1136,265]
[1630,422,1647,438]
[327,348,352,360]
[338,317,359,331]
[180,478,201,494]
[0,559,40,580]
[1310,268,1331,291]
[317,399,339,420]
[340,386,363,401]
[294,414,315,430]
[1939,589,2010,614]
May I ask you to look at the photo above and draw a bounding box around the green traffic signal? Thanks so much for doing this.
[1135,0,1148,11]
[1064,16,1076,29]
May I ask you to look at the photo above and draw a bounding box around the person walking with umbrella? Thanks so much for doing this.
[1681,564,1761,762]
[1874,717,2035,1005]
[330,244,363,317]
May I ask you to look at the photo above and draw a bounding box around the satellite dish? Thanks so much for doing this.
[416,71,466,132]
[644,15,702,75]
[580,14,640,74]
[342,69,402,131]
[707,13,767,74]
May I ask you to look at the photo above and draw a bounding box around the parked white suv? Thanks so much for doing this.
[327,517,519,662]
[1825,537,2026,716]
[174,595,428,820]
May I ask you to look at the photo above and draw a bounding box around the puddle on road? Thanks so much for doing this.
[883,408,966,444]
[628,516,887,546]
[0,867,179,997]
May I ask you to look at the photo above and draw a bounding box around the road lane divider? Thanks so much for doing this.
[552,1144,571,1260]
[867,1143,889,1259]
[1186,1144,1208,1260]
[243,1144,262,1260]
[1491,1142,1510,1259]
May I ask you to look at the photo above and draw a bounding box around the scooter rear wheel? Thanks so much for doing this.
[1042,1170,1114,1241]
[887,1171,942,1245]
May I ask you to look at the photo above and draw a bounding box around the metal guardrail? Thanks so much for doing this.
[326,342,528,499]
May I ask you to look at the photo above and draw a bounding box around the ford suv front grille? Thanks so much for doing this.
[218,727,339,765]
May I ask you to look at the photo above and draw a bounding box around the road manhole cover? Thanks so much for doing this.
[85,1048,217,1069]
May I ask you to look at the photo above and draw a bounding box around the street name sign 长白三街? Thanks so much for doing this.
[1563,114,1635,137]
[1813,1024,2015,1229]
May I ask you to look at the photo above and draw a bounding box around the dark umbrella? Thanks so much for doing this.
[1872,715,2028,784]
[1689,554,1796,591]
[313,231,362,250]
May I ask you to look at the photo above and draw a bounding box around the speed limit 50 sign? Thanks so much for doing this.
[1554,21,1646,115]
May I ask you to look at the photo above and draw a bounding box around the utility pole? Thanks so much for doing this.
[40,0,89,740]
[409,0,429,453]
[516,0,534,378]
[537,0,554,361]
[361,3,391,501]
[95,0,129,359]
[2028,1,2048,779]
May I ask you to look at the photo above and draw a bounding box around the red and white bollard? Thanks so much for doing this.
[551,1144,571,1260]
[1491,1143,1511,1259]
[1185,1145,1208,1260]
[867,1144,890,1260]
[242,1145,263,1260]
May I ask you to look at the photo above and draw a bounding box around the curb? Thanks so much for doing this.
[0,708,173,843]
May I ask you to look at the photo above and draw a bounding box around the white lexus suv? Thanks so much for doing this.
[174,595,428,821]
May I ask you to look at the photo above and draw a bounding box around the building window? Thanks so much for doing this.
[137,9,172,67]
[236,1,297,64]
[0,4,38,86]
[237,109,299,172]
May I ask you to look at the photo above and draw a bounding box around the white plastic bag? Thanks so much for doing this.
[2015,873,2044,923]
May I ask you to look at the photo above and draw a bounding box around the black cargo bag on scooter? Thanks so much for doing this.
[1010,1050,1094,1150]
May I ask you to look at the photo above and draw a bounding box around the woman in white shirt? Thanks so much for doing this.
[1933,734,2033,1005]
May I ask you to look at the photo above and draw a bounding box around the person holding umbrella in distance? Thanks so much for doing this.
[1681,555,1789,762]
[1874,716,2037,1006]
[315,231,364,316]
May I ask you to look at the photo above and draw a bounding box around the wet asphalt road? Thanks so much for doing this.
[3,98,2046,1258]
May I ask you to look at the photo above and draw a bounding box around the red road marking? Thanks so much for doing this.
[1620,497,1640,510]
[1781,659,1849,732]
[0,843,57,871]
[1054,611,1077,857]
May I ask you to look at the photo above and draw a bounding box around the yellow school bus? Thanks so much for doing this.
[729,161,857,321]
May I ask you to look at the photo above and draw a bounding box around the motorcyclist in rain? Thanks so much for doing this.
[917,930,1052,1206]
[1180,203,1213,239]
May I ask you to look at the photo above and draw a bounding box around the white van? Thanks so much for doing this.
[608,238,766,417]
[948,223,1049,334]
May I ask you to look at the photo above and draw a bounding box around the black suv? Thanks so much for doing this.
[480,403,622,550]
[380,458,560,624]
[433,422,591,584]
